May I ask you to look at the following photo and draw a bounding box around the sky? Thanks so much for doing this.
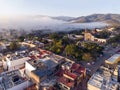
[0,0,120,17]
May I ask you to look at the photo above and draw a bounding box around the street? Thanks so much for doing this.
[79,45,120,90]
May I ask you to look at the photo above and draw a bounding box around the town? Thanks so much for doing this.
[0,26,119,90]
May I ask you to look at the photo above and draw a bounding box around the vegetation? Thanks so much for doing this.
[83,42,104,58]
[9,41,20,51]
[47,31,104,62]
[65,44,77,56]
[50,40,63,54]
[95,30,111,39]
[17,36,25,42]
[82,53,93,62]
[107,34,120,44]
[24,31,104,62]
[49,33,62,41]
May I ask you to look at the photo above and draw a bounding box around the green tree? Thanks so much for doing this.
[65,44,77,56]
[18,36,25,42]
[82,53,93,62]
[107,34,120,44]
[96,30,111,39]
[9,41,20,50]
[50,40,63,54]
[83,42,104,58]
[49,33,61,41]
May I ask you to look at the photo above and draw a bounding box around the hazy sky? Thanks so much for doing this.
[0,0,119,17]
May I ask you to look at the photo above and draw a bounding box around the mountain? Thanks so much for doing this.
[0,15,108,31]
[71,14,120,26]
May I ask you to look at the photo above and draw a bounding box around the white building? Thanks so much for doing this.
[88,66,119,90]
[67,34,83,40]
[3,51,30,71]
[0,70,32,90]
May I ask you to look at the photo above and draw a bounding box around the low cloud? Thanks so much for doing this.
[0,16,108,32]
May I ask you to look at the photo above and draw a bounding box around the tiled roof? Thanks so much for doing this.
[76,67,85,74]
[55,69,64,77]
[58,77,74,88]
[64,71,77,80]
[71,63,80,71]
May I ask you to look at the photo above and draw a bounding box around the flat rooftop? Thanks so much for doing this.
[88,66,119,90]
[88,72,104,89]
[28,54,65,70]
[40,77,57,87]
[0,70,27,90]
[106,54,120,64]
[6,50,29,61]
[28,57,58,70]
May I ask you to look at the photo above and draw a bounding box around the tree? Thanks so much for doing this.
[107,34,120,44]
[62,37,70,47]
[83,42,104,58]
[18,36,25,42]
[41,39,49,44]
[65,44,78,56]
[49,33,61,41]
[50,40,63,54]
[9,41,20,50]
[82,53,93,62]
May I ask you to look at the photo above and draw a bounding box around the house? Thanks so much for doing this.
[3,50,30,71]
[0,69,32,90]
[25,52,65,90]
[87,66,119,90]
[56,62,86,90]
[105,53,120,67]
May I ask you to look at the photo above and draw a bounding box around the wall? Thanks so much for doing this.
[8,81,32,90]
[25,61,36,77]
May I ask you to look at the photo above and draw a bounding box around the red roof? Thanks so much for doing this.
[39,49,51,54]
[29,55,36,59]
[64,71,77,80]
[58,77,74,88]
[71,63,80,71]
[76,67,85,74]
[55,69,64,77]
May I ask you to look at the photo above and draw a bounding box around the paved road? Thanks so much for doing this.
[82,46,120,76]
[79,46,120,90]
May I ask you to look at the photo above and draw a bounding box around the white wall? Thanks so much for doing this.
[6,57,30,71]
[88,84,100,90]
[8,80,32,90]
[25,62,36,77]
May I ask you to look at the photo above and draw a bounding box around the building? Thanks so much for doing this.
[118,65,120,83]
[0,69,32,90]
[25,51,65,90]
[67,34,83,40]
[56,62,86,90]
[3,50,31,71]
[114,63,120,83]
[105,53,120,66]
[21,40,44,48]
[21,42,36,48]
[24,49,86,90]
[0,42,7,52]
[87,66,119,90]
[84,30,107,43]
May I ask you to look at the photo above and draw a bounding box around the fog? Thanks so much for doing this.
[0,16,109,32]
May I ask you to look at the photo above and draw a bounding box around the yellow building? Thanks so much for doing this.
[105,54,120,65]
